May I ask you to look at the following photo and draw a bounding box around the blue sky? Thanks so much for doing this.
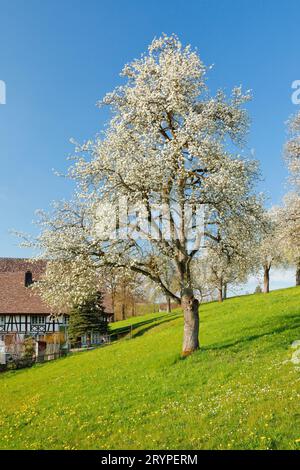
[0,0,299,269]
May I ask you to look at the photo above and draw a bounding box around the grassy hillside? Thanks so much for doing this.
[1,288,300,450]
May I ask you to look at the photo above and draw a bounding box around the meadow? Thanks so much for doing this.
[0,288,300,450]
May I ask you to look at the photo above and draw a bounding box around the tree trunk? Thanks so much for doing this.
[296,263,300,286]
[121,303,126,320]
[182,289,199,356]
[263,266,270,293]
[111,290,116,322]
[166,296,171,313]
[218,288,223,303]
[223,283,227,300]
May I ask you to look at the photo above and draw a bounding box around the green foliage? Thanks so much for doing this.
[1,287,300,450]
[23,337,36,359]
[254,285,263,294]
[68,292,108,343]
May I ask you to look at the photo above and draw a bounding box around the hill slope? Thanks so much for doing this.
[1,288,300,450]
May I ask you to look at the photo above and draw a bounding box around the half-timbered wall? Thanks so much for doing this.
[0,314,69,335]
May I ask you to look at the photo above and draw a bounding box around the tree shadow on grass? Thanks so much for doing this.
[202,314,300,353]
[111,313,182,340]
[132,313,182,339]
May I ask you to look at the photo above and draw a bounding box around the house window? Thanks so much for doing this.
[31,316,46,325]
[0,317,4,326]
[25,271,33,287]
[92,332,101,344]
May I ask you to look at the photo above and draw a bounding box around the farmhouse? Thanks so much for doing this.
[0,258,114,348]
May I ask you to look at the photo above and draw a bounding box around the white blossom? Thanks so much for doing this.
[26,36,264,351]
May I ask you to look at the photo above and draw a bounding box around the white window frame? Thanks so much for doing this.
[31,316,46,325]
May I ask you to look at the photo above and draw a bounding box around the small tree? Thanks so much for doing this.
[192,212,262,302]
[257,209,284,293]
[254,285,262,294]
[105,268,145,321]
[68,292,108,347]
[23,337,36,359]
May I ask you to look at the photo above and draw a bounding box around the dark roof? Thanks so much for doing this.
[0,272,53,315]
[0,258,113,316]
[0,258,51,314]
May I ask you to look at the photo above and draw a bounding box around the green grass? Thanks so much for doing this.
[1,287,300,450]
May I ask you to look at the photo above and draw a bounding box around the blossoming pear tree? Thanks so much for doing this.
[256,208,284,293]
[279,193,300,284]
[281,112,300,284]
[191,207,264,302]
[33,35,264,356]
